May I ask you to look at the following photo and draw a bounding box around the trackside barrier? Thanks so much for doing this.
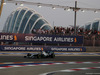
[0,45,86,52]
[0,33,83,44]
[1,53,100,55]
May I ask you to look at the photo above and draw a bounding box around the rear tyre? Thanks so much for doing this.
[51,54,55,58]
[37,54,41,59]
[27,53,31,56]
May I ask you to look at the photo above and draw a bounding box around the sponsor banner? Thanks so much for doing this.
[0,45,42,51]
[0,33,83,44]
[0,45,86,52]
[50,46,86,52]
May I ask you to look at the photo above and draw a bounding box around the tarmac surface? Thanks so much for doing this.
[0,56,100,75]
[0,56,100,63]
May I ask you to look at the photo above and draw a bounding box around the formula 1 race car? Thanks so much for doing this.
[24,50,55,59]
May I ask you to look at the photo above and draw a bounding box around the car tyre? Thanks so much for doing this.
[51,54,55,58]
[37,54,41,59]
[24,56,26,58]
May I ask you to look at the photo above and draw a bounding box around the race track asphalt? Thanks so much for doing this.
[0,56,100,75]
[0,56,100,63]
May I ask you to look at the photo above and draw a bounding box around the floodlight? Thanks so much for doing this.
[94,11,98,13]
[81,10,85,12]
[20,3,24,6]
[3,2,6,5]
[52,7,56,9]
[38,5,42,8]
[67,8,70,11]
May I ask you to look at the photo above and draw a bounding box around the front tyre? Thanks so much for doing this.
[24,56,26,58]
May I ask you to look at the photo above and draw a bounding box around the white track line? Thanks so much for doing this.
[0,62,100,69]
[40,67,100,75]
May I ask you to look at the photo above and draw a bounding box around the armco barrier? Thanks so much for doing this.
[0,45,86,52]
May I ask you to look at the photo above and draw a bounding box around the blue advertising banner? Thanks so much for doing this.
[0,45,86,52]
[50,46,86,52]
[0,33,83,44]
[0,45,42,51]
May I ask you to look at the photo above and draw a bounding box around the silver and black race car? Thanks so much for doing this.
[24,50,55,59]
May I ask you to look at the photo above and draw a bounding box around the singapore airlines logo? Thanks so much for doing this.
[74,37,77,43]
[14,35,17,41]
[80,48,82,51]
